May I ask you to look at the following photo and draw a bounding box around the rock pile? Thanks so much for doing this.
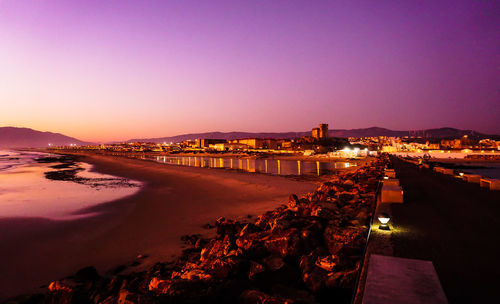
[20,160,386,304]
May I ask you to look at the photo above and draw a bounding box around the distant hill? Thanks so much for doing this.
[0,127,90,148]
[331,127,494,138]
[125,127,497,143]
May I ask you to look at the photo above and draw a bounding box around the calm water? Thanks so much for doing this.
[0,151,141,220]
[457,162,500,179]
[149,155,356,176]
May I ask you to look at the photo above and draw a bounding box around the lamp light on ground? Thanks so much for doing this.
[378,212,391,230]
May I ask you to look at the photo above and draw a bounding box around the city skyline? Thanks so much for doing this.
[1,0,499,141]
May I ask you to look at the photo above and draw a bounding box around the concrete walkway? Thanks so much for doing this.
[363,254,448,304]
[375,157,500,303]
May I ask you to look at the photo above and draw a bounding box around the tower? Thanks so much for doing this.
[319,124,328,139]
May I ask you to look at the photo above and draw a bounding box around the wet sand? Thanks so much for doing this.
[0,153,318,300]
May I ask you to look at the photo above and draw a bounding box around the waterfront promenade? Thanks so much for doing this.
[371,157,500,303]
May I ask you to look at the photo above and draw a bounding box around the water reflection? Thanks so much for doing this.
[0,151,141,220]
[151,156,356,176]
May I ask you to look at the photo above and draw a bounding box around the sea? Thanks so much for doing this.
[0,150,141,220]
[148,155,356,176]
[454,162,500,179]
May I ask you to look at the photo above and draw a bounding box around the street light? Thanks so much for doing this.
[378,213,390,230]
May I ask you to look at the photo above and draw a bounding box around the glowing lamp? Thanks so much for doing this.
[383,176,389,180]
[459,172,464,177]
[378,213,390,230]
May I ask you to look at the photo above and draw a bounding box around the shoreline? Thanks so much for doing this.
[38,148,371,164]
[0,152,319,300]
[428,158,500,163]
[45,149,369,180]
[26,156,386,303]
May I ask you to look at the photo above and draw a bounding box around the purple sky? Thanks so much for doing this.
[1,0,499,141]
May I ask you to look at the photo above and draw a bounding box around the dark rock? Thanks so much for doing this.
[130,260,141,267]
[323,226,366,256]
[202,223,215,229]
[200,235,234,262]
[287,194,299,208]
[74,266,100,283]
[179,247,202,263]
[109,264,127,275]
[239,289,284,304]
[239,223,262,237]
[262,255,285,272]
[248,261,265,280]
[180,234,202,246]
[216,217,244,237]
[236,231,268,258]
[264,229,303,258]
[194,238,209,249]
[269,211,295,232]
[107,276,124,293]
[299,251,329,293]
[204,256,241,278]
[149,277,207,297]
[271,284,316,304]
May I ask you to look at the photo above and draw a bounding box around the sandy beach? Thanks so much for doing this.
[0,152,318,300]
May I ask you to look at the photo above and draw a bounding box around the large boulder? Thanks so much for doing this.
[204,256,242,278]
[263,228,302,258]
[236,231,269,258]
[239,289,285,304]
[200,235,234,262]
[299,249,334,293]
[323,226,366,256]
[216,217,244,237]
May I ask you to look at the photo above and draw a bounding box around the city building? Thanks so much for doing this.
[195,138,226,148]
[312,123,329,140]
[231,138,280,149]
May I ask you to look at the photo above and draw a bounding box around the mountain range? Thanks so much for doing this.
[0,126,498,148]
[0,127,90,148]
[126,127,497,143]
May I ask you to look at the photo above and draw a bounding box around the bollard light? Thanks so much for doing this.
[378,213,390,230]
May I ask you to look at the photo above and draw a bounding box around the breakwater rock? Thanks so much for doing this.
[18,159,386,304]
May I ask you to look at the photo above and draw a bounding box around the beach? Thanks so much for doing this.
[25,154,384,303]
[0,152,318,300]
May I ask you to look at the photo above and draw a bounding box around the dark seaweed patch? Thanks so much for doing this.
[44,168,85,181]
[37,156,77,163]
[50,162,77,169]
[44,167,138,189]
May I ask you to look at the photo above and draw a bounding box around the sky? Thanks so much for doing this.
[0,0,499,142]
